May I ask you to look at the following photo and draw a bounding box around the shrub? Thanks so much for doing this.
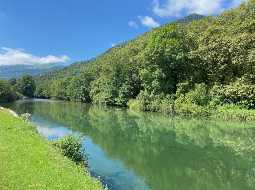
[156,95,175,114]
[128,90,153,112]
[215,104,255,121]
[222,79,255,109]
[174,102,211,117]
[52,136,87,166]
[174,83,211,116]
[128,91,175,114]
[185,83,210,106]
[176,82,192,98]
[208,84,225,107]
[175,83,210,106]
[128,99,144,111]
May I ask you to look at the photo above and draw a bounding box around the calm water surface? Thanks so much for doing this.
[4,99,255,190]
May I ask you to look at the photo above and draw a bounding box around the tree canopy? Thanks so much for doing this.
[35,0,255,114]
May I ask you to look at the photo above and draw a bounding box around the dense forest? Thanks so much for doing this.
[34,0,255,116]
[0,76,35,103]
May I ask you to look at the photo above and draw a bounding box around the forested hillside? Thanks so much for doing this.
[0,75,36,103]
[36,0,255,116]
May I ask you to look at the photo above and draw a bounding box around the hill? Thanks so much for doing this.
[35,13,206,86]
[35,0,255,115]
[176,13,205,23]
[0,64,66,79]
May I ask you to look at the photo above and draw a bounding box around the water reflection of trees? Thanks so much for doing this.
[11,100,255,190]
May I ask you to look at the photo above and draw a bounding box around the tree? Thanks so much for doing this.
[33,0,255,113]
[8,78,17,86]
[67,73,93,103]
[0,80,17,102]
[141,24,192,95]
[16,75,36,98]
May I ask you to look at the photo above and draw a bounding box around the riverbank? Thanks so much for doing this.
[3,99,255,190]
[8,97,255,122]
[0,108,104,190]
[128,100,255,122]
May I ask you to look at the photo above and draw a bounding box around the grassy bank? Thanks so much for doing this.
[0,108,103,190]
[128,99,255,122]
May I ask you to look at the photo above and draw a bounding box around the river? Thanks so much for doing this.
[3,99,255,190]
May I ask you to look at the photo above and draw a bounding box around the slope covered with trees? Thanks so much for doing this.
[35,0,255,117]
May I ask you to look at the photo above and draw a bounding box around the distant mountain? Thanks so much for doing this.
[0,64,66,79]
[176,13,205,23]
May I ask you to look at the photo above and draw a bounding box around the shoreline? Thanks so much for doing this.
[0,108,104,190]
[0,106,19,117]
[5,98,255,122]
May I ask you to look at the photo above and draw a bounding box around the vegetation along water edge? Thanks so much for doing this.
[1,0,255,121]
[0,107,104,190]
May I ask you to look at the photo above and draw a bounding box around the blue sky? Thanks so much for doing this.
[0,0,245,66]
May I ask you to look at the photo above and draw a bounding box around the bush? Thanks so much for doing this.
[128,99,144,111]
[208,84,225,107]
[52,136,87,166]
[175,82,192,98]
[174,102,211,117]
[157,96,175,114]
[222,79,255,109]
[128,90,153,112]
[128,91,175,114]
[215,104,255,121]
[174,83,211,116]
[175,83,210,105]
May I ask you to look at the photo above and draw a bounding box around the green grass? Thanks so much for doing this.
[0,109,104,190]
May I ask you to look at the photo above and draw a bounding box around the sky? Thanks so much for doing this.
[0,0,245,66]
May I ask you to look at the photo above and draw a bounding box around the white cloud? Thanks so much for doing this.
[152,0,245,17]
[128,20,139,29]
[138,16,160,28]
[111,43,117,47]
[0,47,70,66]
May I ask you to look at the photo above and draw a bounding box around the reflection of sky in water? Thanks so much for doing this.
[32,115,74,140]
[37,126,72,140]
[31,114,150,190]
[6,99,255,190]
[85,138,149,190]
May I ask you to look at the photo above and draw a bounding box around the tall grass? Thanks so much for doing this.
[0,109,103,190]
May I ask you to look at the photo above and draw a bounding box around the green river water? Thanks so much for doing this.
[4,99,255,190]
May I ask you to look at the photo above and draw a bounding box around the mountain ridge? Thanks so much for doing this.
[176,13,205,23]
[0,64,66,79]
